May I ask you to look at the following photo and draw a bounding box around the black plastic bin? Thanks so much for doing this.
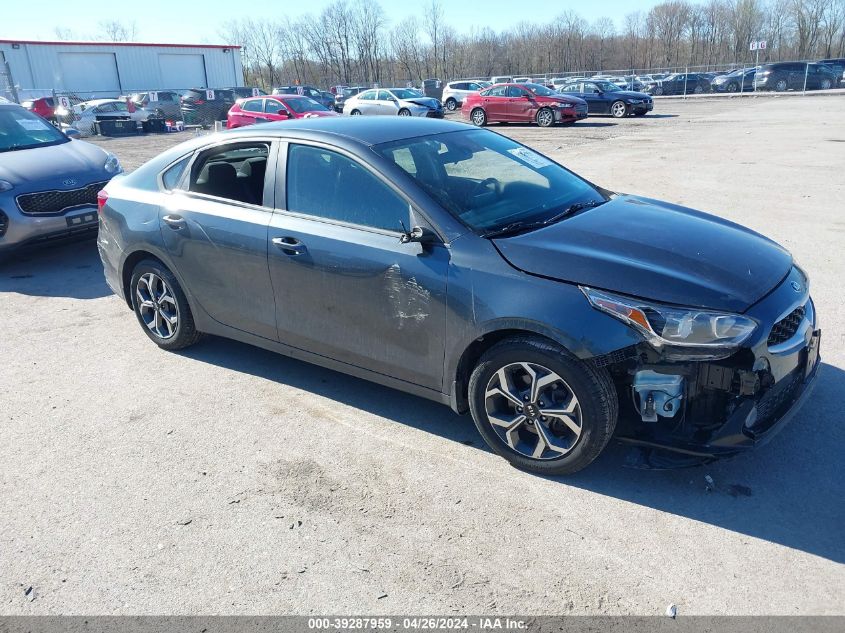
[95,118,139,137]
[142,118,167,134]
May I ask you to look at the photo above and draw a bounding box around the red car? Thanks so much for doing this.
[462,83,588,127]
[227,95,338,129]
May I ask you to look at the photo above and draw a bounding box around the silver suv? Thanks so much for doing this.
[441,80,491,111]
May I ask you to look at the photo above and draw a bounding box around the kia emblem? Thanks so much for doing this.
[62,178,77,187]
[790,281,802,292]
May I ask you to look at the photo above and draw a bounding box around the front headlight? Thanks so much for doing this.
[104,153,122,174]
[0,179,14,192]
[582,287,758,349]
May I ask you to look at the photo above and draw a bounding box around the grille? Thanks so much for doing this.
[16,181,108,216]
[768,305,805,346]
[752,368,803,433]
[0,209,7,237]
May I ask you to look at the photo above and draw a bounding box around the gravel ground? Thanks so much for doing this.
[1,96,843,615]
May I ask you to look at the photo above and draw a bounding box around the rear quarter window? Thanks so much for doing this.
[161,156,190,191]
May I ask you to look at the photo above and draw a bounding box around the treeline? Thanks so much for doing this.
[220,0,845,88]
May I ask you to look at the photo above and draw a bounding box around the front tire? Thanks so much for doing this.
[468,337,618,475]
[130,260,202,351]
[820,78,832,90]
[398,108,412,117]
[536,107,555,127]
[775,78,788,92]
[470,107,487,126]
[610,100,628,118]
[445,98,458,111]
[350,109,362,116]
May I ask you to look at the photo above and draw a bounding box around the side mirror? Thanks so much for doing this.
[400,225,437,245]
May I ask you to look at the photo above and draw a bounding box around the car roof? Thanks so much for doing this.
[225,116,470,146]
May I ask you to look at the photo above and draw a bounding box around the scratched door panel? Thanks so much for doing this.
[267,212,449,391]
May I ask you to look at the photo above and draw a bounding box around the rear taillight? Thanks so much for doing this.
[97,190,108,214]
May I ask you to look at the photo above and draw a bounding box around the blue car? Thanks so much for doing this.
[559,80,654,117]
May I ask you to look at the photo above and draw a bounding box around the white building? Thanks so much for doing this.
[0,39,244,100]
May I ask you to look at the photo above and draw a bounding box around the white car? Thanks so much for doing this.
[490,75,513,84]
[441,80,490,111]
[342,88,444,118]
[65,99,152,136]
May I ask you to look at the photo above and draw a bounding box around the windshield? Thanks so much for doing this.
[0,107,68,153]
[375,129,604,233]
[342,88,361,97]
[390,89,423,100]
[593,81,621,92]
[524,83,556,96]
[286,97,329,113]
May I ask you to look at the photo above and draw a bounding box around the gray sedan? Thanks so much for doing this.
[342,88,444,118]
[0,103,121,253]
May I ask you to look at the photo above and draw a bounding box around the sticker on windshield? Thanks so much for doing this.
[507,147,553,169]
[16,118,52,131]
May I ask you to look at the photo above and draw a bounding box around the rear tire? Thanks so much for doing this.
[445,98,458,111]
[468,337,618,475]
[470,107,487,126]
[130,260,203,351]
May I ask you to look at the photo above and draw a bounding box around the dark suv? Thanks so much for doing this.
[754,62,837,91]
[645,73,711,95]
[816,58,845,86]
[273,85,334,110]
[179,89,236,127]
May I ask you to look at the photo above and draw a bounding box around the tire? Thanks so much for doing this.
[397,108,412,117]
[610,100,628,118]
[468,337,618,475]
[153,108,165,118]
[726,82,738,93]
[821,78,832,90]
[693,85,704,94]
[445,98,458,111]
[775,78,788,92]
[350,109,362,116]
[130,259,203,351]
[470,107,487,126]
[653,85,664,96]
[536,107,555,127]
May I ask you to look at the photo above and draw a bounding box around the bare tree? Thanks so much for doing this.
[424,0,445,77]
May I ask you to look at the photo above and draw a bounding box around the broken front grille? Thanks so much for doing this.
[16,181,108,216]
[768,305,805,346]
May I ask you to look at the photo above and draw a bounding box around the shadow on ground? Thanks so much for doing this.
[0,237,110,300]
[182,335,845,565]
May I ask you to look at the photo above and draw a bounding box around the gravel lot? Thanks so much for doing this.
[1,96,843,615]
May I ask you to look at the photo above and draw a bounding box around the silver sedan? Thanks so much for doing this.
[342,88,444,118]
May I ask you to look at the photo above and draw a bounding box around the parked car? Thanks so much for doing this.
[463,83,587,127]
[273,85,334,110]
[816,58,845,86]
[618,76,646,91]
[513,76,531,84]
[710,68,757,93]
[755,62,837,91]
[227,95,338,128]
[21,96,80,122]
[0,102,121,254]
[69,99,152,136]
[129,91,181,120]
[228,87,267,99]
[343,88,444,118]
[180,89,236,127]
[559,80,653,117]
[334,86,367,112]
[644,73,711,95]
[441,80,491,111]
[490,75,513,84]
[98,116,820,475]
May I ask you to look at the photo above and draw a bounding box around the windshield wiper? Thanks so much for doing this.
[481,199,605,238]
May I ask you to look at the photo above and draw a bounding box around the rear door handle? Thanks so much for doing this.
[162,214,186,230]
[272,236,307,256]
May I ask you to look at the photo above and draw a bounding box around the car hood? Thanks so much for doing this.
[0,139,109,187]
[607,90,651,99]
[545,95,587,106]
[492,195,793,313]
[401,97,441,109]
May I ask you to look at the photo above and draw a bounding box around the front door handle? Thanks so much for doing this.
[272,236,307,256]
[162,214,186,230]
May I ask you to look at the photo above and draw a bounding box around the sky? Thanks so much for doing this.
[1,0,667,45]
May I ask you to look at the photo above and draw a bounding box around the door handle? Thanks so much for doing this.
[272,236,307,256]
[162,214,186,230]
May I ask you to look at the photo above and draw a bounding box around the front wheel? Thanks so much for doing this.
[536,107,555,127]
[610,100,628,118]
[470,107,487,126]
[693,85,704,94]
[468,337,618,475]
[397,108,412,117]
[775,78,788,92]
[820,78,832,90]
[350,109,362,116]
[445,98,458,111]
[130,260,202,351]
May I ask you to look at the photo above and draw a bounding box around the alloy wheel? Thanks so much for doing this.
[398,109,411,116]
[537,109,554,127]
[471,109,486,126]
[484,362,582,460]
[776,79,788,91]
[821,79,832,90]
[136,273,179,339]
[446,99,457,111]
[611,101,627,117]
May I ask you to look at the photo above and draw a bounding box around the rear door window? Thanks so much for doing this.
[189,143,270,206]
[242,99,263,112]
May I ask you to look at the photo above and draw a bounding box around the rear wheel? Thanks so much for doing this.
[130,260,202,351]
[726,82,738,93]
[468,337,618,475]
[536,107,555,127]
[610,100,628,118]
[445,98,458,111]
[470,107,487,126]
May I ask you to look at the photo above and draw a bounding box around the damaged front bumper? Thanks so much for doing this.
[601,267,821,459]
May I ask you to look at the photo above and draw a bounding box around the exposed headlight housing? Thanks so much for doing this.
[0,179,13,192]
[582,287,758,349]
[104,153,122,174]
